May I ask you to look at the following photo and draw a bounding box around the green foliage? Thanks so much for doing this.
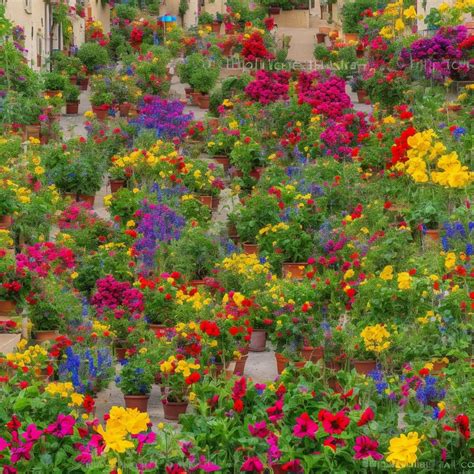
[77,42,110,71]
[118,353,154,395]
[189,67,220,94]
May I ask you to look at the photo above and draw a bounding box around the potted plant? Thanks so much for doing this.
[177,53,206,102]
[27,278,82,342]
[77,41,110,73]
[90,91,114,120]
[142,276,178,328]
[117,352,154,412]
[159,355,201,420]
[257,222,314,277]
[348,323,391,374]
[230,136,264,176]
[231,194,280,253]
[164,227,220,284]
[189,66,220,109]
[43,72,67,96]
[0,252,28,316]
[64,83,80,115]
[0,187,18,229]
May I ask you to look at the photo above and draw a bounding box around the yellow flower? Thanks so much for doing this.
[444,252,456,270]
[360,324,391,353]
[386,432,421,469]
[71,272,79,280]
[403,6,417,19]
[344,269,355,280]
[126,220,135,228]
[397,272,411,290]
[383,115,396,124]
[84,110,95,119]
[379,265,394,281]
[103,194,113,207]
[395,18,405,32]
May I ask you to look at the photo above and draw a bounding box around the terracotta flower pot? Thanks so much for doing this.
[35,330,60,343]
[190,91,201,106]
[233,355,248,375]
[211,22,221,34]
[44,90,62,98]
[77,194,95,207]
[211,196,220,212]
[282,262,308,280]
[109,179,126,193]
[115,346,127,360]
[214,155,230,171]
[197,195,213,209]
[124,394,149,412]
[184,87,193,98]
[162,399,188,420]
[345,33,359,42]
[269,6,281,14]
[0,215,13,230]
[423,228,440,243]
[357,90,368,103]
[198,94,210,109]
[208,118,219,128]
[275,352,288,374]
[0,300,16,316]
[119,102,132,117]
[91,106,109,121]
[352,360,377,375]
[249,329,267,352]
[189,279,206,287]
[24,124,41,140]
[301,345,324,362]
[66,101,79,115]
[242,243,258,255]
[78,77,89,91]
[149,323,166,332]
[326,360,342,371]
[69,76,77,85]
[316,33,326,44]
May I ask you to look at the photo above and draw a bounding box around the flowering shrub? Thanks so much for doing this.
[240,32,274,62]
[244,71,290,104]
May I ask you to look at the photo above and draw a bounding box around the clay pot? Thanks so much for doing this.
[242,242,258,255]
[123,394,149,412]
[269,6,281,14]
[326,360,342,371]
[198,94,210,109]
[275,353,288,374]
[190,92,201,106]
[44,90,62,98]
[424,229,440,243]
[431,360,448,374]
[77,194,95,207]
[250,167,265,180]
[162,399,188,420]
[69,76,77,85]
[249,329,267,352]
[78,77,89,91]
[211,22,221,34]
[66,101,79,115]
[189,279,206,287]
[91,106,109,120]
[282,262,308,280]
[109,179,126,193]
[211,196,220,212]
[357,90,368,103]
[197,195,213,209]
[0,300,16,316]
[301,345,324,362]
[115,346,127,360]
[184,87,193,98]
[24,125,41,140]
[34,330,60,343]
[0,215,12,230]
[316,33,326,44]
[214,155,230,171]
[352,360,377,375]
[119,102,132,117]
[233,355,248,375]
[345,33,359,42]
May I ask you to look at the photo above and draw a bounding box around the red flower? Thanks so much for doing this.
[233,399,244,412]
[357,407,374,426]
[455,414,470,440]
[185,372,201,385]
[318,409,350,434]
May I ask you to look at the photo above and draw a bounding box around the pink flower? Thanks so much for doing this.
[293,412,318,438]
[353,436,383,460]
[22,424,42,443]
[45,414,75,438]
[318,409,350,435]
[248,421,269,438]
[240,456,264,472]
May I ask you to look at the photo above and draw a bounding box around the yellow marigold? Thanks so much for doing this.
[386,432,421,469]
[380,265,394,281]
[397,272,411,290]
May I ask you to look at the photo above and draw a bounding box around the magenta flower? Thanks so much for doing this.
[45,414,75,438]
[22,424,42,443]
[353,436,383,460]
[293,412,318,438]
[248,421,269,438]
[240,456,264,472]
[0,437,8,451]
[10,442,33,463]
